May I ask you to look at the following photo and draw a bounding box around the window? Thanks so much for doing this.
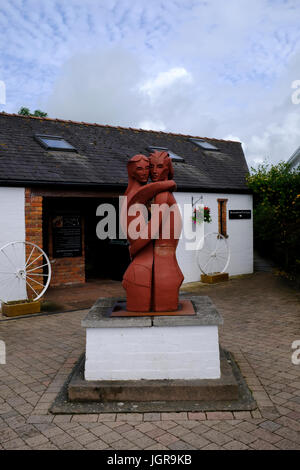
[218,199,228,237]
[189,138,219,151]
[147,146,184,162]
[34,134,76,151]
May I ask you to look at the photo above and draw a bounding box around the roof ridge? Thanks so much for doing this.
[0,112,241,144]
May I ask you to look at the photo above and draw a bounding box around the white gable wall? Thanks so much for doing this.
[175,192,253,283]
[0,187,26,301]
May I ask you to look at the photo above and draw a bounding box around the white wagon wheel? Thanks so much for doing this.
[197,232,230,275]
[0,241,51,303]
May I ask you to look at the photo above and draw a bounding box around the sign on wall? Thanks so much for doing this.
[52,214,82,258]
[229,210,251,220]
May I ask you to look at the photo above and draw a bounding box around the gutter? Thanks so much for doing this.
[0,179,252,195]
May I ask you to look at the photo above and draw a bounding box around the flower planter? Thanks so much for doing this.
[2,299,41,317]
[201,273,229,284]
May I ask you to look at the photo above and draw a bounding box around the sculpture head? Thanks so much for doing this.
[127,154,150,184]
[149,150,174,182]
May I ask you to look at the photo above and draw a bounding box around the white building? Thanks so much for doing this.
[0,113,253,301]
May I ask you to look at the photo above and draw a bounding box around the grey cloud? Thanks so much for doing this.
[47,48,146,126]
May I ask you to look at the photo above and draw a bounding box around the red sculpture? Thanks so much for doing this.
[122,152,184,312]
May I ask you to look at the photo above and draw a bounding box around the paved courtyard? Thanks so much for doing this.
[0,272,299,450]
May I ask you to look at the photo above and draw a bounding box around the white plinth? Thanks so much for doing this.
[82,296,223,381]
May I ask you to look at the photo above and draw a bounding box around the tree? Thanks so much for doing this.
[33,109,48,117]
[247,161,300,279]
[18,107,47,117]
[18,107,31,116]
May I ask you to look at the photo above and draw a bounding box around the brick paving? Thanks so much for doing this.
[0,272,299,450]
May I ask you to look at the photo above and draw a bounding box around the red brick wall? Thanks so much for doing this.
[25,188,86,288]
[25,188,44,297]
[25,188,43,247]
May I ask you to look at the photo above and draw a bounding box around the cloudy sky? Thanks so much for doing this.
[1,0,300,166]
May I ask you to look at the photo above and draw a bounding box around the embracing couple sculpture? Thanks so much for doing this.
[121,150,184,313]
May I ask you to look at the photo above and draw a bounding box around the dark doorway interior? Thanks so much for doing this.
[43,197,130,282]
[84,198,130,281]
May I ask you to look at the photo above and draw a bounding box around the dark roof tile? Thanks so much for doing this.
[0,113,249,192]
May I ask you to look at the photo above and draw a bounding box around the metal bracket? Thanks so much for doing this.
[192,195,203,208]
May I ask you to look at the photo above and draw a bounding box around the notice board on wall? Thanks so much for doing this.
[52,214,82,258]
[229,210,251,220]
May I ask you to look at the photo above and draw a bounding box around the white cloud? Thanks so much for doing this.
[139,67,192,98]
[253,158,264,165]
[246,112,300,165]
[138,120,166,131]
[223,134,243,144]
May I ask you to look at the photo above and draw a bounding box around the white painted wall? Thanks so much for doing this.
[175,192,253,283]
[85,324,220,380]
[0,187,253,300]
[0,187,26,302]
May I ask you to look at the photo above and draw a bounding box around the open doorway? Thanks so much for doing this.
[43,196,130,285]
[84,197,130,281]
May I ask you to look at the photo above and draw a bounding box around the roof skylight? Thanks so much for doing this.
[34,134,76,152]
[189,138,219,151]
[147,146,184,162]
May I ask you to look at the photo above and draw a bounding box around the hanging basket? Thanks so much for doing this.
[192,206,212,224]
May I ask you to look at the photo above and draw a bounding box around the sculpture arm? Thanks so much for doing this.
[120,180,176,240]
[128,180,176,207]
[129,192,171,257]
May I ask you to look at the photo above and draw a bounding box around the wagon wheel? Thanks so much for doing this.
[197,232,230,275]
[0,241,51,303]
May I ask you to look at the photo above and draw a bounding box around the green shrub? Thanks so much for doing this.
[246,162,300,278]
